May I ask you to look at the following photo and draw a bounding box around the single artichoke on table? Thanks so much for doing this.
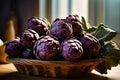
[60,38,83,61]
[34,35,60,60]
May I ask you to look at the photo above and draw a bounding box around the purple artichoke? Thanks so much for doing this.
[34,35,60,60]
[66,14,83,35]
[5,38,24,58]
[20,29,39,48]
[60,38,83,61]
[27,16,49,36]
[21,49,35,59]
[49,18,73,41]
[77,33,101,58]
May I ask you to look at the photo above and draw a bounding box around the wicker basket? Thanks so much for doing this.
[9,58,104,78]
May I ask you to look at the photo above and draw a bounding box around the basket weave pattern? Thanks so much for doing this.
[9,58,104,77]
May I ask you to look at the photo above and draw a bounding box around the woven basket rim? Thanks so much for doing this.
[8,57,104,65]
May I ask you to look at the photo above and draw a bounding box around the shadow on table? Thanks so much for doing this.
[0,72,110,80]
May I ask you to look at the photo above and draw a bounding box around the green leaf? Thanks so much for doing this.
[95,41,120,74]
[93,24,116,42]
[86,26,98,34]
[81,16,88,31]
[81,16,97,34]
[43,18,51,29]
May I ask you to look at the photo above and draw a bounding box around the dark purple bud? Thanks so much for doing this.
[21,49,35,59]
[66,14,83,35]
[20,29,39,48]
[77,33,101,58]
[34,35,60,60]
[27,16,49,36]
[49,18,73,41]
[5,38,24,58]
[60,38,83,61]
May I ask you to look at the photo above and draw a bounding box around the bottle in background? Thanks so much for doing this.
[5,0,18,41]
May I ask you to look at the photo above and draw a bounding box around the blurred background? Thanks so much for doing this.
[0,0,120,47]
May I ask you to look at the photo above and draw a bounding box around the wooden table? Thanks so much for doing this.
[0,63,120,80]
